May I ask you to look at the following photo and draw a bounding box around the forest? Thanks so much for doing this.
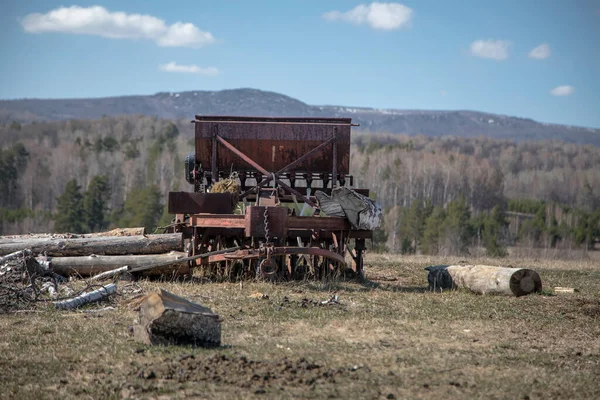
[1,116,599,258]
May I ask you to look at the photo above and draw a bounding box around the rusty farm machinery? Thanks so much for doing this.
[167,116,381,280]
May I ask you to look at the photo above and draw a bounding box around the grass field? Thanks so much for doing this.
[1,254,599,399]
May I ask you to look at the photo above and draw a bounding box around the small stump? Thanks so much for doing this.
[133,289,221,347]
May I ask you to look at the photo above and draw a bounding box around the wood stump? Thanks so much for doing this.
[133,289,221,347]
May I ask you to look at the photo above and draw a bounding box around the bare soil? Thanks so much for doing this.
[1,254,599,399]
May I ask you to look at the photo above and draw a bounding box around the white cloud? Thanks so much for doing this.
[469,39,511,60]
[529,43,550,59]
[159,62,219,76]
[21,5,214,48]
[550,85,574,96]
[323,2,413,30]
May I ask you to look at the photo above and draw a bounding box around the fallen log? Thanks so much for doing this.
[46,251,189,277]
[0,227,146,243]
[443,265,542,296]
[88,266,130,282]
[0,233,183,257]
[88,227,146,237]
[133,289,221,347]
[128,246,242,274]
[54,283,117,310]
[0,249,32,265]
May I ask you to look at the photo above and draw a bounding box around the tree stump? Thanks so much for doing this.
[133,289,221,347]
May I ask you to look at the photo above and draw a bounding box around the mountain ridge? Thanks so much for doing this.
[1,88,599,146]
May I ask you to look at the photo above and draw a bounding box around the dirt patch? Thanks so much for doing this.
[575,299,600,318]
[126,353,371,396]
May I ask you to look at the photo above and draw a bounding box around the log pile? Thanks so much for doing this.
[0,230,187,279]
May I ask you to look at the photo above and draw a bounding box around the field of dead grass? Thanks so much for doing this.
[1,254,599,399]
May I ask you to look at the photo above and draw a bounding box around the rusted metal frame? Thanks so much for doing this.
[188,214,371,239]
[287,215,350,230]
[332,127,338,188]
[195,115,355,125]
[215,134,317,208]
[288,229,371,239]
[190,214,244,228]
[239,135,337,199]
[189,214,357,232]
[354,238,366,277]
[331,232,339,252]
[211,125,218,184]
[209,246,346,266]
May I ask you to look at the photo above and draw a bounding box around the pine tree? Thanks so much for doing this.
[403,199,431,253]
[421,206,446,255]
[83,175,111,232]
[482,205,508,257]
[442,195,472,255]
[116,186,163,232]
[54,179,85,233]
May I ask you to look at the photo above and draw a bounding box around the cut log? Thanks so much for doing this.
[0,233,183,257]
[46,251,189,277]
[133,289,221,347]
[129,246,242,274]
[88,227,146,237]
[445,265,542,296]
[0,227,146,242]
[54,283,117,310]
[0,249,32,265]
[88,266,131,282]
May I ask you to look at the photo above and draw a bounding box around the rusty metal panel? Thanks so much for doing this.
[168,192,235,215]
[194,116,351,176]
[189,214,244,228]
[287,215,350,231]
[244,206,288,238]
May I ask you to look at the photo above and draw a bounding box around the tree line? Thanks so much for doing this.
[353,134,600,256]
[0,116,598,257]
[374,196,600,257]
[53,176,168,234]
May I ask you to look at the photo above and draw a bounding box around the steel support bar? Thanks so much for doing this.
[332,127,338,188]
[190,214,244,228]
[209,246,346,266]
[239,135,336,198]
[211,126,218,183]
[129,246,242,273]
[215,135,318,207]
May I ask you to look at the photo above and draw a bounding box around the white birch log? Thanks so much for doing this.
[0,249,32,265]
[87,266,131,282]
[446,265,542,296]
[54,283,117,310]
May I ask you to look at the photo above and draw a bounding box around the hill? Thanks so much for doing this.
[1,88,599,146]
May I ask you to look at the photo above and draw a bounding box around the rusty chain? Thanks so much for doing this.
[263,206,271,244]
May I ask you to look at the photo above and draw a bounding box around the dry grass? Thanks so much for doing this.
[1,254,599,399]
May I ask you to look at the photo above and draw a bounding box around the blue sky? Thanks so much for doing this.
[1,1,599,128]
